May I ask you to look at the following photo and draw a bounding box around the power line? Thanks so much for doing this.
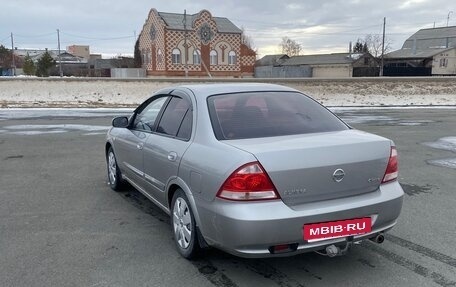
[14,32,56,38]
[60,31,134,41]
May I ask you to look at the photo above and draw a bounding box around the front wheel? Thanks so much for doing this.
[106,147,124,191]
[171,189,200,259]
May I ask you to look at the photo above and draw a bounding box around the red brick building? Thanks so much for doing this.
[138,9,256,77]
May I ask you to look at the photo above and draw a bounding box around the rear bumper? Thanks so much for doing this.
[196,181,404,258]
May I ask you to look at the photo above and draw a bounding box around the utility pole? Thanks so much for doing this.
[380,17,386,77]
[57,29,63,77]
[183,10,189,77]
[447,11,453,27]
[10,33,15,76]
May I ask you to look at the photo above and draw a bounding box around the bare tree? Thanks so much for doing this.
[240,27,256,51]
[279,37,301,56]
[363,34,392,58]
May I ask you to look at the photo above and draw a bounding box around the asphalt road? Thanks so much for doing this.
[0,108,455,287]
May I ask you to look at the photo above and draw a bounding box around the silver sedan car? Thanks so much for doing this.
[105,83,404,259]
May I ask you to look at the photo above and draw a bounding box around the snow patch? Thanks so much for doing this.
[427,158,456,169]
[422,137,456,153]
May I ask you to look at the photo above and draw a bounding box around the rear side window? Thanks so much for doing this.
[156,96,192,138]
[207,92,348,140]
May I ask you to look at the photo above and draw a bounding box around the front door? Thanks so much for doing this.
[119,95,170,188]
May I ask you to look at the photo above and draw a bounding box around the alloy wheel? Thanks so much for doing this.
[173,197,192,249]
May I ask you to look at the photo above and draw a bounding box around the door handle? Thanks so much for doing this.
[168,152,178,162]
[136,143,144,150]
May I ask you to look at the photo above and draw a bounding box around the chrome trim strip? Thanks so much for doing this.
[144,173,165,190]
[124,162,144,177]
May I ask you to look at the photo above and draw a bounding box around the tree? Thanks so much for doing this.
[353,39,368,53]
[0,45,12,68]
[354,34,392,58]
[134,38,142,68]
[241,27,256,51]
[36,51,55,77]
[23,53,36,75]
[279,37,301,56]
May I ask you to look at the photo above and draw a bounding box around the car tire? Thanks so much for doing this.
[106,147,124,191]
[171,189,200,259]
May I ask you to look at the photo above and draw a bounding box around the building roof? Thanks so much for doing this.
[157,12,242,33]
[402,26,456,50]
[256,54,289,66]
[282,53,364,66]
[385,47,455,59]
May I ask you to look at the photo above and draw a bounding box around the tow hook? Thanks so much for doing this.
[318,242,351,257]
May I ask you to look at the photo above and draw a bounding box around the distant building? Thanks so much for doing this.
[384,26,456,76]
[255,53,378,78]
[67,45,90,60]
[138,9,256,77]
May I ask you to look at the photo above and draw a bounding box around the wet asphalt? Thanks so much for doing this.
[0,108,455,287]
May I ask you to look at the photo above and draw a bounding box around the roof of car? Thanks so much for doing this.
[170,83,298,97]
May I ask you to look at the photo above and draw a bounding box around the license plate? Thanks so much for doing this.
[303,217,371,242]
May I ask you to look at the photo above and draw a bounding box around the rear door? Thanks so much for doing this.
[143,90,194,206]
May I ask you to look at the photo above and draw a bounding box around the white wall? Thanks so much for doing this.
[432,49,456,75]
[312,65,352,78]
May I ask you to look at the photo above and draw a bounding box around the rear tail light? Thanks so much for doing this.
[217,162,280,201]
[382,146,398,183]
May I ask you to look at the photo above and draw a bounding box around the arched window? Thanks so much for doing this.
[210,50,217,65]
[147,49,152,64]
[157,49,163,64]
[193,50,201,65]
[228,51,236,65]
[172,48,181,64]
[142,49,146,66]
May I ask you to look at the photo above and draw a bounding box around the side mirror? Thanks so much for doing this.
[112,116,129,128]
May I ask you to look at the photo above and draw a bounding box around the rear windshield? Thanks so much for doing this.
[207,91,348,140]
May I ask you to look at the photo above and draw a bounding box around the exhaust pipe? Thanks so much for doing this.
[369,233,385,244]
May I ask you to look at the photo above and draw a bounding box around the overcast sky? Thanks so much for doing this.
[0,0,455,58]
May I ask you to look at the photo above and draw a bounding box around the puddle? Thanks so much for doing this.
[9,130,68,135]
[336,113,434,126]
[400,183,433,196]
[422,137,456,153]
[2,124,110,135]
[427,158,456,169]
[0,108,133,120]
[337,114,395,124]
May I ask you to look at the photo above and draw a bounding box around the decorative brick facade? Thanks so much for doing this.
[138,9,256,77]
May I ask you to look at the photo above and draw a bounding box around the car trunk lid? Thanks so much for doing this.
[223,130,391,207]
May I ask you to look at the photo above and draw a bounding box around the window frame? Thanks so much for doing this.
[172,48,181,65]
[193,49,201,65]
[210,50,218,65]
[154,90,194,141]
[228,51,236,65]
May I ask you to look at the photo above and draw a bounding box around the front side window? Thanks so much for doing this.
[228,51,236,65]
[172,48,181,64]
[210,50,217,65]
[133,96,169,132]
[157,97,192,139]
[207,92,348,140]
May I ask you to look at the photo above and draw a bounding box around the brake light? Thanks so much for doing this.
[217,162,280,201]
[382,146,398,183]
